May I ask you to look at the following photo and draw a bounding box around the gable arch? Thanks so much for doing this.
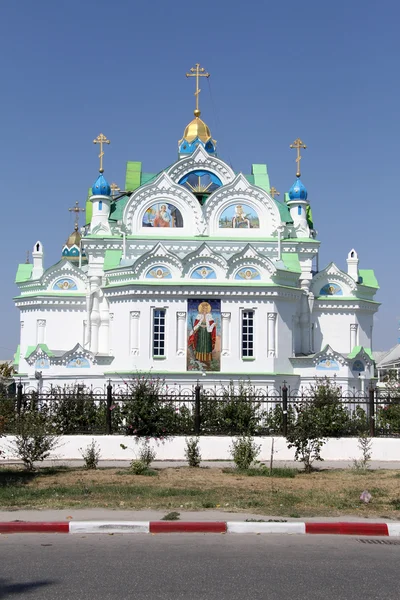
[123,172,206,235]
[205,174,280,236]
[227,245,277,281]
[182,244,227,278]
[311,263,357,298]
[167,145,235,186]
[132,244,183,280]
[42,261,87,293]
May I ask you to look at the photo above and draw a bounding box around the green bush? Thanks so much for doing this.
[79,439,101,469]
[185,437,201,467]
[10,412,59,471]
[230,435,261,470]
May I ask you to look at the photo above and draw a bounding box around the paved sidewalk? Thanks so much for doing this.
[0,508,397,523]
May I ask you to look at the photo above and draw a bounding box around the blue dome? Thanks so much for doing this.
[92,173,111,196]
[288,177,308,201]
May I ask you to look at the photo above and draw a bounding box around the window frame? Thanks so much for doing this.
[152,308,167,358]
[241,309,254,359]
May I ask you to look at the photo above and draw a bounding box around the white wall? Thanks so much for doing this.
[2,435,400,462]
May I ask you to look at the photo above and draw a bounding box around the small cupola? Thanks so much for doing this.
[179,62,216,156]
[288,177,308,201]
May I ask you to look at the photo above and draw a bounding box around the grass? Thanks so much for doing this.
[1,465,400,517]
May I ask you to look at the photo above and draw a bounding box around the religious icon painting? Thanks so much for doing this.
[219,204,260,229]
[316,358,340,371]
[52,278,78,291]
[235,267,261,281]
[187,299,221,372]
[319,283,343,296]
[145,266,172,279]
[142,203,183,228]
[190,266,217,279]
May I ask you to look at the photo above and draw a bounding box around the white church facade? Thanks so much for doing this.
[13,68,379,391]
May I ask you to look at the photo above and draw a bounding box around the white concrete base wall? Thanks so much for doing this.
[1,435,400,462]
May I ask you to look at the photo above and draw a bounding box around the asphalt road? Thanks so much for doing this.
[1,533,399,599]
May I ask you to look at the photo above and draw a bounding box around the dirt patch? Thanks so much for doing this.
[1,466,400,517]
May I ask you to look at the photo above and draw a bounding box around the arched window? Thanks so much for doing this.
[99,200,103,211]
[179,170,222,205]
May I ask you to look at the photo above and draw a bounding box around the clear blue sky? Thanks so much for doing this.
[0,0,398,357]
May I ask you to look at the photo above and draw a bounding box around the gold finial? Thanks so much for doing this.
[69,201,85,231]
[270,186,280,199]
[25,251,30,264]
[290,138,307,178]
[110,182,121,198]
[93,133,110,173]
[186,63,210,117]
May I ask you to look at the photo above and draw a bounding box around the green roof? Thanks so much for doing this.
[359,269,379,289]
[13,345,20,368]
[104,249,123,271]
[348,346,374,360]
[251,163,270,193]
[25,344,54,359]
[276,200,292,224]
[15,264,33,283]
[281,252,301,273]
[109,195,129,222]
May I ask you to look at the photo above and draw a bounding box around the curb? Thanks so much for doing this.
[1,521,400,536]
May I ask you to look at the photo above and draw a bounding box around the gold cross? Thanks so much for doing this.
[93,133,110,173]
[110,182,121,198]
[290,138,307,177]
[69,201,85,230]
[186,63,210,117]
[270,186,280,199]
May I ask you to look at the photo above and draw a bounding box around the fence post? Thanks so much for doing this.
[282,381,288,437]
[194,382,201,435]
[369,385,375,437]
[16,379,23,415]
[106,380,113,435]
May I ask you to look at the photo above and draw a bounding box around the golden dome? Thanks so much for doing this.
[66,224,81,248]
[181,114,212,144]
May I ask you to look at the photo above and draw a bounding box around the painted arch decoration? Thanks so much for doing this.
[319,283,343,296]
[316,358,340,371]
[219,204,260,229]
[52,278,78,291]
[142,203,183,228]
[190,266,217,280]
[67,357,90,368]
[179,170,222,196]
[234,267,261,281]
[145,265,172,280]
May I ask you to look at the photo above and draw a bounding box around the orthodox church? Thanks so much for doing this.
[13,65,379,391]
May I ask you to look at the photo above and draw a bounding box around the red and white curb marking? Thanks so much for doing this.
[1,521,400,536]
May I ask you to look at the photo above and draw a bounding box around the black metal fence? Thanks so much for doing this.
[1,381,400,437]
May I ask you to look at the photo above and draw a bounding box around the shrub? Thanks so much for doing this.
[230,435,261,470]
[79,439,101,469]
[121,376,181,438]
[185,437,201,467]
[10,412,59,471]
[353,435,373,471]
[138,439,156,467]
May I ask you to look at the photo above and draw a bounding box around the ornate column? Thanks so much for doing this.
[176,312,186,356]
[350,323,358,351]
[109,313,114,355]
[267,313,277,357]
[221,312,231,356]
[89,276,102,353]
[36,319,46,345]
[130,311,140,356]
